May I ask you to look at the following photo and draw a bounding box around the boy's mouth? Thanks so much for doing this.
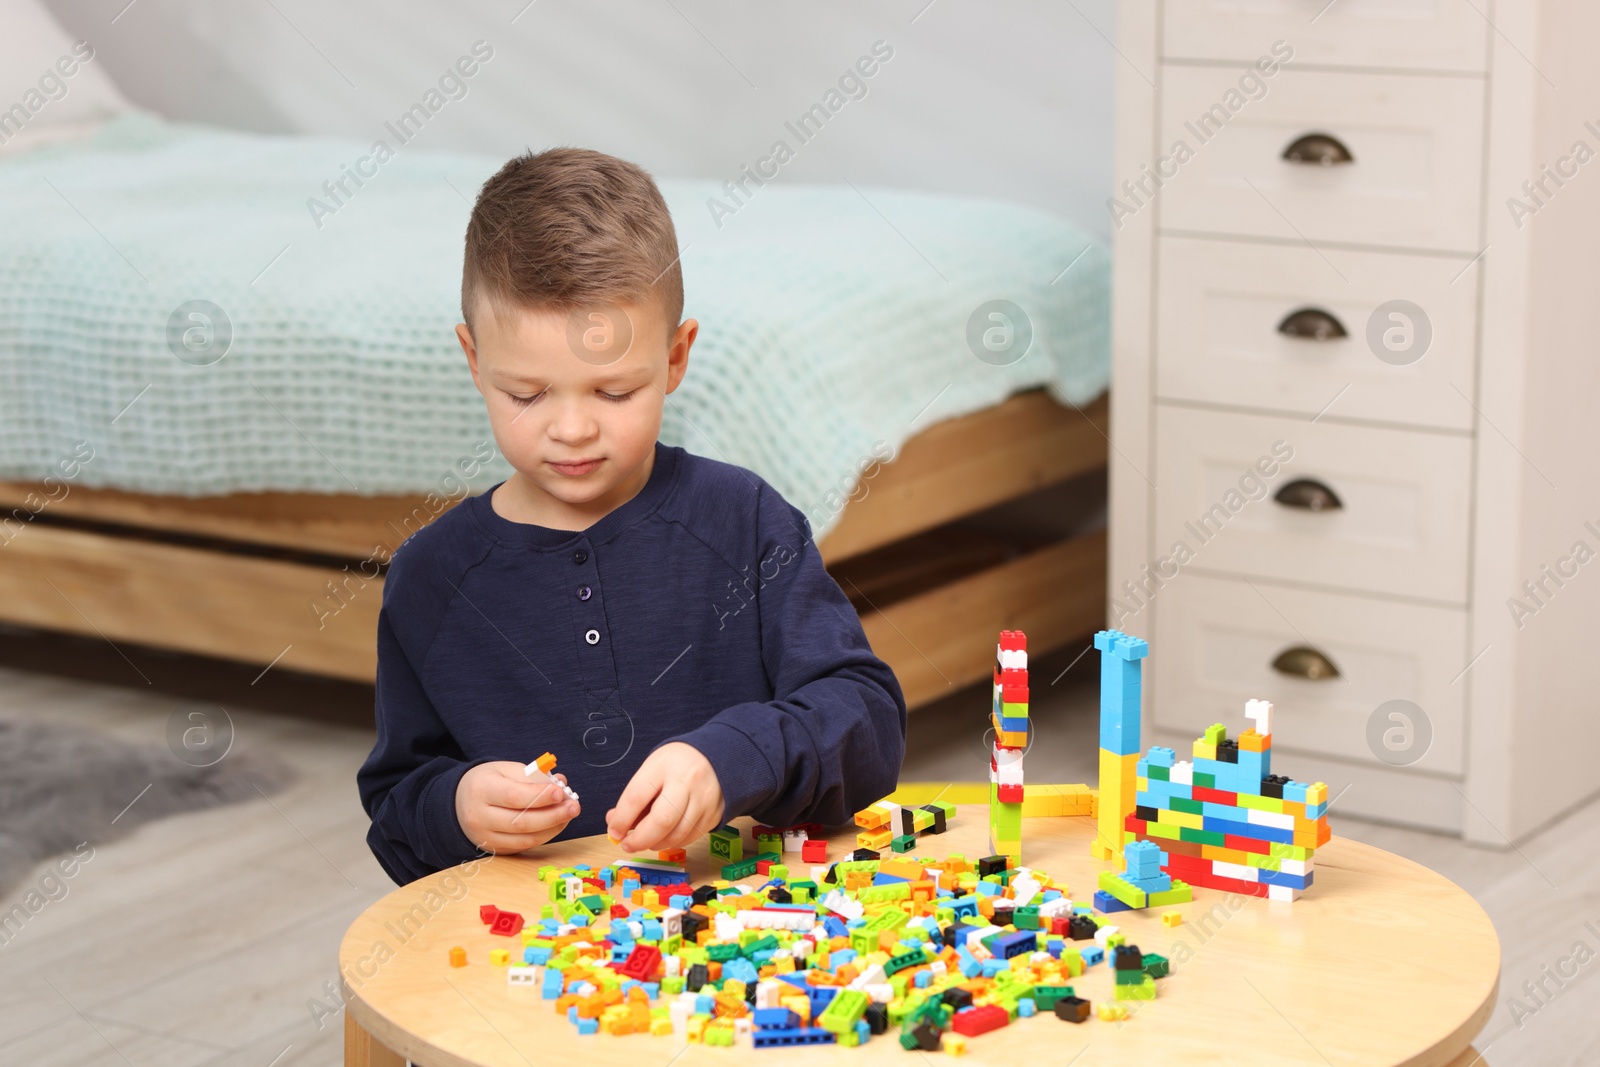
[548,457,603,477]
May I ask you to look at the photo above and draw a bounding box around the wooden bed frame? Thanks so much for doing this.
[0,390,1107,708]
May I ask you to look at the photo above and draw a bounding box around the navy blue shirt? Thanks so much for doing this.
[357,442,908,885]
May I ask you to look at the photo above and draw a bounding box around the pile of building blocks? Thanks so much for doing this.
[460,849,1171,1047]
[1127,701,1330,901]
[1092,628,1332,902]
[989,630,1029,863]
[853,800,957,854]
[523,751,580,802]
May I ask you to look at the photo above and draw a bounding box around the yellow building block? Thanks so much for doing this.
[1161,911,1182,927]
[856,827,892,850]
[1097,749,1138,861]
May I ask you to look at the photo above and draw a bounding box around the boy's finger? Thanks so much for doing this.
[607,763,662,840]
[491,800,578,837]
[621,784,687,853]
[653,796,704,853]
[482,774,562,810]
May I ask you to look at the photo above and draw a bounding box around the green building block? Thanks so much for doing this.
[890,834,917,853]
[1099,870,1149,908]
[708,826,743,862]
[1114,974,1157,1001]
[1030,983,1076,1010]
[720,858,757,880]
[1148,881,1193,907]
[1142,953,1170,979]
[818,989,869,1034]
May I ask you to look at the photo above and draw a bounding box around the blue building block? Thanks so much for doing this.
[1018,998,1037,1018]
[1095,629,1149,757]
[575,1016,598,1035]
[1080,945,1105,966]
[1093,890,1134,913]
[986,930,1038,959]
[1284,782,1308,804]
[753,1027,836,1048]
[541,969,564,999]
[753,1007,799,1029]
[1202,815,1294,844]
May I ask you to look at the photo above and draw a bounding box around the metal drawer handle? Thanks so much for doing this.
[1282,133,1354,166]
[1274,478,1343,512]
[1277,307,1347,341]
[1272,645,1342,681]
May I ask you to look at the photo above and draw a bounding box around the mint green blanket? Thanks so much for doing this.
[0,113,1108,539]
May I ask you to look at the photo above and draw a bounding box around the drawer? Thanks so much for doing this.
[1151,405,1471,602]
[1148,574,1467,777]
[1157,66,1485,252]
[1163,0,1489,74]
[1155,236,1479,430]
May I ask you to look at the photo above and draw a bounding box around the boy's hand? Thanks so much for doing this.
[455,761,579,854]
[606,742,724,853]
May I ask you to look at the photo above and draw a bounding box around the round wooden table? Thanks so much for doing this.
[340,806,1498,1067]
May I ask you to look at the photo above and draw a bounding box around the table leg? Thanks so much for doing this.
[344,1012,406,1067]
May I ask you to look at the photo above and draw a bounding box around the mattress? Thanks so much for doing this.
[0,112,1109,539]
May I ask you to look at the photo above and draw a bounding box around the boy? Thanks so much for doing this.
[357,147,908,885]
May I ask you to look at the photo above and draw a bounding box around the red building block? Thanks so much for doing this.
[801,839,828,863]
[950,1005,1009,1037]
[617,944,662,981]
[479,904,500,925]
[488,910,525,937]
[996,784,1022,803]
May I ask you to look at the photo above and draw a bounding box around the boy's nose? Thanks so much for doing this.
[546,400,598,443]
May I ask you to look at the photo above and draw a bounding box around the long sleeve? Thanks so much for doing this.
[663,482,908,829]
[357,585,490,885]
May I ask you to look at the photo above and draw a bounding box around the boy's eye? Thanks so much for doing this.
[599,389,638,403]
[505,390,542,406]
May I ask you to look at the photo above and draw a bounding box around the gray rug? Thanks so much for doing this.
[0,715,298,900]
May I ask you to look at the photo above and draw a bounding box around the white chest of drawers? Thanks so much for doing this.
[1109,1,1600,843]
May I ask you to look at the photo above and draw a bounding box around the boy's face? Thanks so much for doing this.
[458,296,696,523]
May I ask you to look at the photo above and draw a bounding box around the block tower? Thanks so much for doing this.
[987,630,1028,863]
[1094,629,1148,861]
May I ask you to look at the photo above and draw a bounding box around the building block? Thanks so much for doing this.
[448,946,466,967]
[801,839,828,863]
[707,826,743,862]
[489,910,524,937]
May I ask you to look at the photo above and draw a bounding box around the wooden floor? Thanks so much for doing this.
[0,631,1594,1067]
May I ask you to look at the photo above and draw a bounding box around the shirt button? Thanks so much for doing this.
[584,628,600,645]
[577,585,592,601]
[572,550,587,564]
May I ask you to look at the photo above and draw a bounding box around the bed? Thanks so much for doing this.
[0,49,1111,707]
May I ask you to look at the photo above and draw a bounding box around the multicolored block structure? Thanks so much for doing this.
[988,630,1029,863]
[1093,629,1148,861]
[854,799,956,853]
[522,751,580,802]
[1127,699,1330,901]
[1093,628,1332,902]
[1093,839,1190,914]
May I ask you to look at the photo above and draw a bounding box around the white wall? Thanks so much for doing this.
[44,0,1116,242]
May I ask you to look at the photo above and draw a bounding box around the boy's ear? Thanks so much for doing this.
[664,317,697,396]
[456,323,484,392]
